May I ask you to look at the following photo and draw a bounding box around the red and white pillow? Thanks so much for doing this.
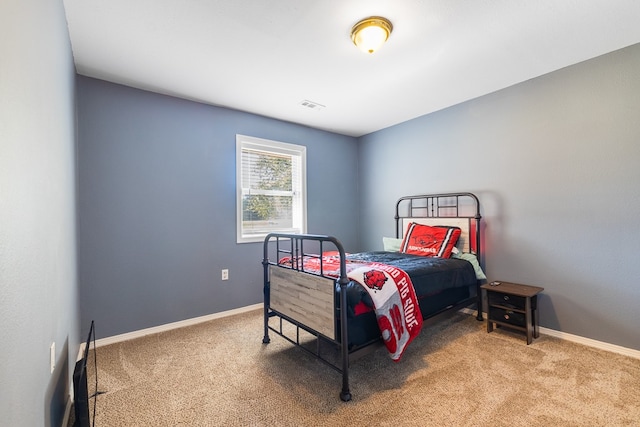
[400,223,461,258]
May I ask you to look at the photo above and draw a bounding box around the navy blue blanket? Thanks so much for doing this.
[339,251,476,314]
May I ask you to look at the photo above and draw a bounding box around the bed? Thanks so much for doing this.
[261,192,485,401]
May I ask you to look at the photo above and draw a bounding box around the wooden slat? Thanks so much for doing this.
[269,266,336,340]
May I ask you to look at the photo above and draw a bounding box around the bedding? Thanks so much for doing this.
[342,251,477,347]
[279,251,477,315]
[279,250,477,349]
[347,263,422,361]
[346,251,477,305]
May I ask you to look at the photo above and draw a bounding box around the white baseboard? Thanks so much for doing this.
[83,304,639,360]
[91,303,263,349]
[538,326,640,359]
[460,308,640,359]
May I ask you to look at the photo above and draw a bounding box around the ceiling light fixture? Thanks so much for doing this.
[350,16,393,54]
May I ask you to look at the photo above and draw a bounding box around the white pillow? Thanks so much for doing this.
[452,252,487,280]
[382,237,402,252]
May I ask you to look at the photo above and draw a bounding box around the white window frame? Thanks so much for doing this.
[236,134,307,243]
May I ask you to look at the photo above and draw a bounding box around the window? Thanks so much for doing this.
[236,135,307,243]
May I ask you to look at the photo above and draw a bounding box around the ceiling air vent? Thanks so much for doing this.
[299,100,325,110]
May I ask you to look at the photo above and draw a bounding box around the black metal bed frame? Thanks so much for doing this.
[262,192,482,402]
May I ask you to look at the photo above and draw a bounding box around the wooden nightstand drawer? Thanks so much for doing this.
[488,306,526,328]
[487,292,526,309]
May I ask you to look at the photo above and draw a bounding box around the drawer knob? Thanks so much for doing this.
[504,314,510,320]
[503,295,510,301]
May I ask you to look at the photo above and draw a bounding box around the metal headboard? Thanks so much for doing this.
[395,192,482,263]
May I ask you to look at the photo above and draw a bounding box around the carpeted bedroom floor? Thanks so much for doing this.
[75,309,640,426]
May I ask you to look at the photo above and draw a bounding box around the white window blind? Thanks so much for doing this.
[236,135,306,243]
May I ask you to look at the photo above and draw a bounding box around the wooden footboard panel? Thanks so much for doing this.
[270,266,336,340]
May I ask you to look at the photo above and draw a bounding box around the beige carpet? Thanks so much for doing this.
[83,309,639,426]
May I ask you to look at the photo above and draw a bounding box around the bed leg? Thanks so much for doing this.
[262,312,270,344]
[475,281,484,321]
[262,294,271,344]
[338,276,351,402]
[262,258,271,344]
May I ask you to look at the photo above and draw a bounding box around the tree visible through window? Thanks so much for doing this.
[236,135,306,243]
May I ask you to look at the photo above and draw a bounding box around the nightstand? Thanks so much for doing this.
[481,281,544,345]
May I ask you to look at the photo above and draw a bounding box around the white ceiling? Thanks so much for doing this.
[64,0,640,137]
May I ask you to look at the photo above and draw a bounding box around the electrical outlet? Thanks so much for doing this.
[221,269,229,281]
[50,342,56,373]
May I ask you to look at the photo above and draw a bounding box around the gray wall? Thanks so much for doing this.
[359,44,640,351]
[76,77,359,338]
[0,1,78,426]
